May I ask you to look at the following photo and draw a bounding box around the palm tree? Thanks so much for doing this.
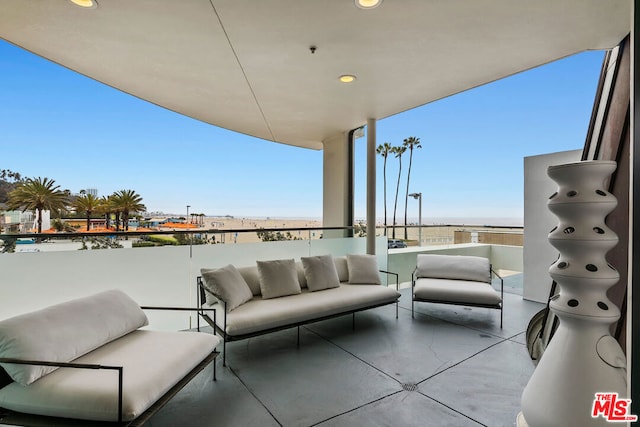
[376,142,393,235]
[6,177,69,233]
[111,190,146,231]
[74,193,100,231]
[391,144,407,239]
[402,136,422,240]
[96,196,113,230]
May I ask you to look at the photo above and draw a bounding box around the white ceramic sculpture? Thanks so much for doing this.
[519,160,627,427]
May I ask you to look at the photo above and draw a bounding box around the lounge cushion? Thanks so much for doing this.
[0,290,148,385]
[415,254,491,283]
[301,255,341,291]
[0,330,220,422]
[201,265,253,311]
[413,278,501,306]
[257,259,302,299]
[206,284,400,336]
[346,254,382,285]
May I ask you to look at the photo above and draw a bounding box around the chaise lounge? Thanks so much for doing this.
[0,290,220,426]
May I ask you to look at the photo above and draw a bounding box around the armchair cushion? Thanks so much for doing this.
[0,290,148,385]
[415,254,490,283]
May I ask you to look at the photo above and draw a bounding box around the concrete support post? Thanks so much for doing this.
[366,118,376,255]
[323,132,352,238]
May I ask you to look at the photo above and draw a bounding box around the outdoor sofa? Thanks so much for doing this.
[197,254,401,365]
[0,290,220,426]
[412,254,504,327]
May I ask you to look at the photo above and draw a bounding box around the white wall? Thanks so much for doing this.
[523,150,581,302]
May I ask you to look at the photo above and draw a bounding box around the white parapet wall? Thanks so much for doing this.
[0,237,388,330]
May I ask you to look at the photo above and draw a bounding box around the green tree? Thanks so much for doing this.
[73,193,100,231]
[256,229,300,242]
[402,136,422,240]
[391,145,406,239]
[96,196,114,230]
[376,142,392,234]
[111,190,146,231]
[6,177,69,233]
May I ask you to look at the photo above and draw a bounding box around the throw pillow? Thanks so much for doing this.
[333,256,349,282]
[301,254,341,291]
[200,265,254,311]
[256,258,302,299]
[346,254,382,285]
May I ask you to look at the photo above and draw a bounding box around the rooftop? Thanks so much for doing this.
[150,285,541,426]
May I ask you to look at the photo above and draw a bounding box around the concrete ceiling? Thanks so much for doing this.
[0,0,631,150]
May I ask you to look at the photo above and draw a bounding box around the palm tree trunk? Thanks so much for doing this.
[392,157,402,239]
[86,214,91,231]
[36,208,42,234]
[404,149,414,240]
[383,158,388,235]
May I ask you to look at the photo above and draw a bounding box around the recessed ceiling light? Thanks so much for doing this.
[69,0,98,9]
[339,75,357,83]
[355,0,382,9]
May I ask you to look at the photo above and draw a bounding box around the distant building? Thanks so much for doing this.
[85,188,98,197]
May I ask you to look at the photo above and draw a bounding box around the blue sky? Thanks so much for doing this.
[0,39,604,222]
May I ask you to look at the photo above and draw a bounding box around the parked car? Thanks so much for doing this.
[387,239,407,249]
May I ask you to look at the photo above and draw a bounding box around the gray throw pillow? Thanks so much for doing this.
[301,255,341,291]
[256,259,302,299]
[200,265,254,311]
[346,254,382,285]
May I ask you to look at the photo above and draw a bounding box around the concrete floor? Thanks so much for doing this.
[149,287,543,427]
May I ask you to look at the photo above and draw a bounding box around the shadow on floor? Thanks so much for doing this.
[149,289,543,427]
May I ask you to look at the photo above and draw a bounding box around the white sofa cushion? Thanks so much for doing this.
[301,255,341,291]
[201,265,254,311]
[207,284,400,336]
[415,254,490,283]
[0,330,220,422]
[237,265,262,296]
[413,278,501,306]
[346,254,382,285]
[257,259,302,299]
[0,290,148,385]
[333,256,349,282]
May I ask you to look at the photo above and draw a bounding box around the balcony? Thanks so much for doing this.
[147,288,540,426]
[0,226,537,425]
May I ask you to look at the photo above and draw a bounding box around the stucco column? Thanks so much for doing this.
[323,132,351,238]
[367,118,376,255]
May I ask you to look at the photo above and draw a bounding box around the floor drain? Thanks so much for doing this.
[402,383,418,392]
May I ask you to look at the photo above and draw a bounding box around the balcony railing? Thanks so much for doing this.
[0,224,523,330]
